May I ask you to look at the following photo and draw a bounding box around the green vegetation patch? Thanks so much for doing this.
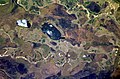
[0,37,5,45]
[13,38,24,46]
[41,44,50,57]
[0,0,15,16]
[60,0,79,10]
[115,7,120,24]
[113,0,120,4]
[18,0,52,14]
[0,0,9,4]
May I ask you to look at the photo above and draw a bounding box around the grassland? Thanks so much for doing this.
[0,0,15,17]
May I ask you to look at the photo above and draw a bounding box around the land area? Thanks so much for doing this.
[0,0,120,79]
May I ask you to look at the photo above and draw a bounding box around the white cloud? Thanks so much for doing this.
[17,19,28,28]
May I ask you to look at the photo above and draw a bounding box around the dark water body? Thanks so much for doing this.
[17,63,28,74]
[32,42,41,48]
[86,2,101,13]
[50,41,57,46]
[0,56,28,78]
[41,23,61,40]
